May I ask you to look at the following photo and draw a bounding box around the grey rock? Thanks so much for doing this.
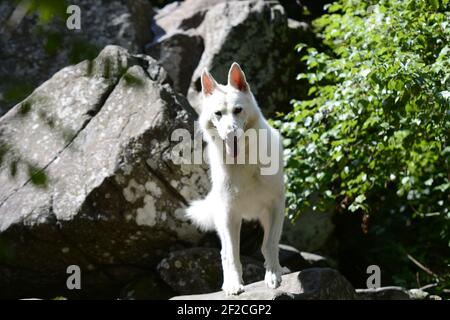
[0,45,209,299]
[279,244,332,270]
[293,268,356,300]
[299,251,334,268]
[355,286,442,300]
[250,244,331,272]
[147,0,306,115]
[0,0,155,115]
[407,288,436,300]
[147,33,204,96]
[277,244,311,271]
[126,0,156,49]
[171,268,356,300]
[282,197,336,253]
[120,274,175,300]
[355,287,411,300]
[157,247,266,295]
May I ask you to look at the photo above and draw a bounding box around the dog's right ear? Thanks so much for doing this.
[201,68,217,96]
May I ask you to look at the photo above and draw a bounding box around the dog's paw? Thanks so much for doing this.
[222,280,244,296]
[264,269,282,289]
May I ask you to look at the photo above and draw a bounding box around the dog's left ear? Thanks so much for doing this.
[228,62,249,92]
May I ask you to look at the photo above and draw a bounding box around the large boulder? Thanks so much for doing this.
[0,0,154,115]
[355,287,412,300]
[156,245,335,296]
[281,193,336,254]
[171,268,356,300]
[278,244,333,269]
[147,0,306,115]
[157,247,267,295]
[119,273,176,300]
[282,210,335,253]
[250,244,333,272]
[0,45,210,299]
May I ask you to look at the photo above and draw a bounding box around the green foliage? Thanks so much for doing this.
[3,82,34,106]
[277,0,449,292]
[28,165,48,187]
[19,0,68,24]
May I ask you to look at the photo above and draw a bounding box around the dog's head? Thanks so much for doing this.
[199,62,260,158]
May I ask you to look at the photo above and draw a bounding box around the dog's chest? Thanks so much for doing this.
[224,165,274,200]
[224,169,278,219]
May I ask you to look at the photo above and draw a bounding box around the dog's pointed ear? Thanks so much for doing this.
[228,62,248,92]
[201,68,217,96]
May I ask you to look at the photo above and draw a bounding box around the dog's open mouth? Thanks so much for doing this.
[225,136,238,158]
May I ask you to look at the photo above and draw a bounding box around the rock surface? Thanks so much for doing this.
[355,287,411,300]
[280,244,333,269]
[120,274,175,300]
[250,244,332,272]
[147,0,306,115]
[171,268,356,300]
[0,45,209,299]
[157,247,267,295]
[155,244,333,296]
[281,197,336,253]
[0,0,154,115]
[355,287,442,300]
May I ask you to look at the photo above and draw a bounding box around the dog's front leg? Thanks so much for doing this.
[216,212,243,295]
[260,205,284,289]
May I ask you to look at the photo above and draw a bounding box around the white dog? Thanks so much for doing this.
[186,62,285,295]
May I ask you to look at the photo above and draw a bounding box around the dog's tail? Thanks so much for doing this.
[186,197,215,231]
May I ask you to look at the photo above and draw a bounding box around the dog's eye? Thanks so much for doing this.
[233,107,243,115]
[214,111,222,117]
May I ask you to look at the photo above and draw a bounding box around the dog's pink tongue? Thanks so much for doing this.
[225,136,238,158]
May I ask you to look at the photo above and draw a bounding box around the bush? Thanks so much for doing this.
[276,0,449,293]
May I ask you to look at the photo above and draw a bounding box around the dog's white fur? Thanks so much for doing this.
[186,62,285,295]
